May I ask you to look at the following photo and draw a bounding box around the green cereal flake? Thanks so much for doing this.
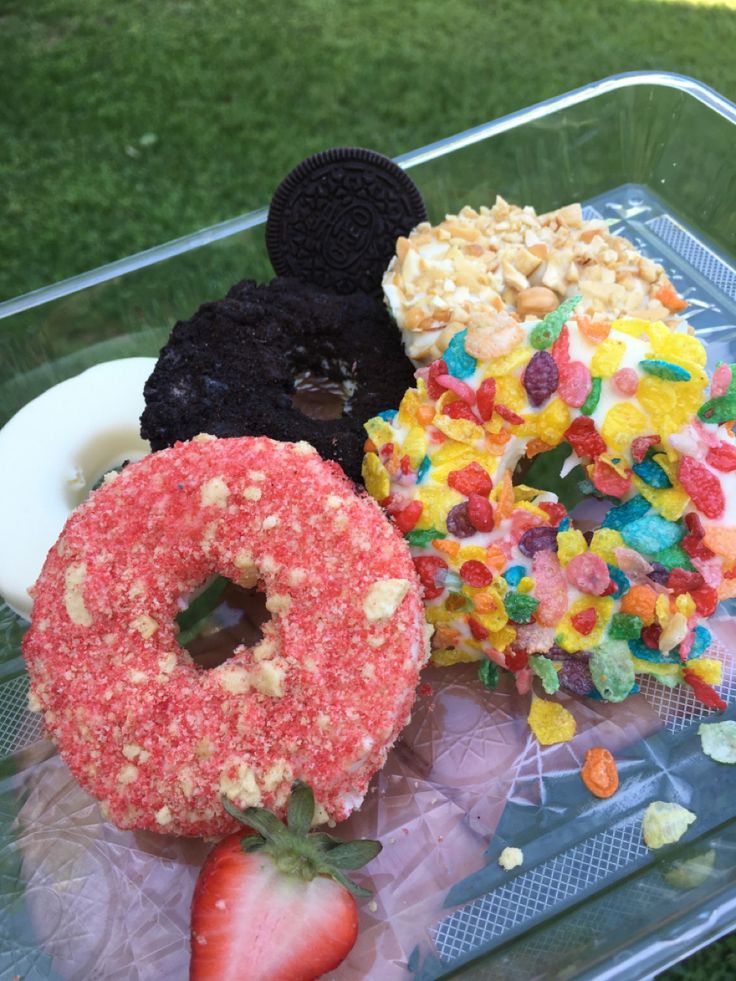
[478,659,499,690]
[530,655,560,694]
[405,527,445,548]
[580,377,602,416]
[698,394,736,425]
[642,801,696,850]
[608,613,643,641]
[504,591,540,623]
[589,639,635,702]
[698,720,736,764]
[529,294,582,350]
[653,544,695,571]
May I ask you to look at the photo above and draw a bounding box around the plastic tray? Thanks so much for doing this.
[2,72,736,980]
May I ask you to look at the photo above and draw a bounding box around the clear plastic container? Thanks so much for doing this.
[2,72,736,980]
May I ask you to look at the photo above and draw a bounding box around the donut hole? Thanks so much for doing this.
[63,427,150,509]
[176,576,271,670]
[291,370,355,421]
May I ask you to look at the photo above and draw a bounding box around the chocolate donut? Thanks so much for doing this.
[140,277,416,483]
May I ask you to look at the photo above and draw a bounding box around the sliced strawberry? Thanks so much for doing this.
[190,783,380,981]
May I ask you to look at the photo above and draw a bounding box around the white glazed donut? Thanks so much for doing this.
[0,358,155,618]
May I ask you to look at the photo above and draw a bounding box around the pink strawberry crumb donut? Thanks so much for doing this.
[23,435,428,837]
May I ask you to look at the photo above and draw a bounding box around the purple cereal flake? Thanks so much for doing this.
[523,350,559,407]
[446,501,475,539]
[559,657,595,696]
[647,562,670,586]
[518,525,559,557]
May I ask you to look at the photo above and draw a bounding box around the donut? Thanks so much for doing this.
[362,306,736,705]
[140,277,416,483]
[383,197,687,364]
[22,435,428,836]
[0,358,155,619]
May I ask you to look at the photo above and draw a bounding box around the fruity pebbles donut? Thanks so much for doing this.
[363,302,736,707]
[23,435,428,837]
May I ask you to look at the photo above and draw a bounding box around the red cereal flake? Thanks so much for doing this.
[571,607,597,635]
[394,500,424,533]
[505,648,529,672]
[667,568,704,594]
[641,624,662,649]
[460,560,493,588]
[565,417,607,459]
[477,377,497,422]
[683,669,727,711]
[414,555,448,600]
[682,534,714,562]
[551,324,570,366]
[443,400,478,422]
[691,585,718,617]
[678,456,725,519]
[467,494,495,532]
[495,403,525,425]
[706,442,736,473]
[612,367,639,397]
[467,616,489,640]
[631,434,661,464]
[591,458,631,498]
[448,462,493,498]
[427,359,449,399]
[685,512,705,539]
[538,502,567,525]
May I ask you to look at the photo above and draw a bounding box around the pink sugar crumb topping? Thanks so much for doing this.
[23,436,427,837]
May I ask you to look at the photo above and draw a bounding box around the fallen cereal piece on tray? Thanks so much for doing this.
[498,846,524,871]
[699,720,736,764]
[642,801,697,849]
[22,435,428,836]
[581,747,619,798]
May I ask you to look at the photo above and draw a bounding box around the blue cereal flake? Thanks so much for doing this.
[416,454,431,483]
[689,625,712,660]
[558,517,571,531]
[621,514,684,554]
[632,459,672,488]
[503,565,526,587]
[378,409,397,422]
[628,638,677,664]
[607,565,630,598]
[602,494,651,530]
[444,329,477,379]
[640,359,691,382]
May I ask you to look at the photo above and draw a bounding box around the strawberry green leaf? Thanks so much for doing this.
[309,832,343,852]
[324,839,382,869]
[240,835,267,853]
[287,781,314,836]
[222,797,286,841]
[327,866,373,899]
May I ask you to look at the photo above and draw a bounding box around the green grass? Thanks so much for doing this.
[2,0,736,301]
[3,0,736,976]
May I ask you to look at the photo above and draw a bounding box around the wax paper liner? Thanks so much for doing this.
[0,614,731,980]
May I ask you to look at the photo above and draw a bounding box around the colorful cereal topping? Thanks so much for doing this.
[698,721,736,764]
[642,802,697,849]
[581,747,619,798]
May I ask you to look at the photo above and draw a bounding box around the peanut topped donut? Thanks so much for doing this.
[383,197,686,364]
[362,309,736,707]
[23,436,428,837]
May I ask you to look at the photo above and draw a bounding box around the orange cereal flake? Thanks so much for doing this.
[654,283,688,312]
[581,747,619,799]
[620,584,657,625]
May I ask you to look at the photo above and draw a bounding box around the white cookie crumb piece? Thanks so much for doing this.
[260,554,281,574]
[262,760,293,806]
[129,669,147,683]
[498,847,523,871]
[312,802,330,826]
[266,593,291,614]
[288,567,306,587]
[243,486,262,501]
[128,580,145,600]
[122,743,147,761]
[193,433,216,442]
[247,470,266,482]
[64,563,92,626]
[325,494,343,509]
[155,805,172,826]
[361,663,376,680]
[158,651,178,677]
[294,441,315,455]
[333,513,348,532]
[179,769,195,798]
[102,470,119,485]
[201,476,229,508]
[220,762,262,806]
[363,579,411,622]
[218,665,252,694]
[27,690,42,713]
[317,712,331,731]
[196,738,215,760]
[262,514,279,530]
[118,764,139,785]
[366,634,386,648]
[234,550,259,587]
[252,660,286,698]
[303,657,317,673]
[131,614,158,639]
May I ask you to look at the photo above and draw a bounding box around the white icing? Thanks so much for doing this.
[0,358,155,619]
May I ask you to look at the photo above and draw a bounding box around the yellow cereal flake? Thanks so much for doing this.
[480,347,531,379]
[557,596,614,653]
[397,387,423,427]
[431,647,481,666]
[415,484,464,531]
[637,376,707,439]
[515,500,550,520]
[601,403,649,456]
[424,605,458,625]
[652,332,707,369]
[489,625,516,651]
[457,545,489,564]
[513,484,545,502]
[557,529,587,566]
[433,413,485,446]
[361,453,389,501]
[590,337,626,377]
[532,398,571,446]
[685,658,723,686]
[402,426,428,468]
[631,475,690,522]
[589,529,624,566]
[611,318,650,338]
[494,374,526,412]
[630,657,682,686]
[675,593,696,619]
[364,417,395,448]
[517,577,534,593]
[655,593,671,627]
[528,696,577,745]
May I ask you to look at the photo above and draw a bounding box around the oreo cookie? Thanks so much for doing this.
[266,147,427,295]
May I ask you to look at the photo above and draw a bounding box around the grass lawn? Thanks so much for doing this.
[2,0,736,976]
